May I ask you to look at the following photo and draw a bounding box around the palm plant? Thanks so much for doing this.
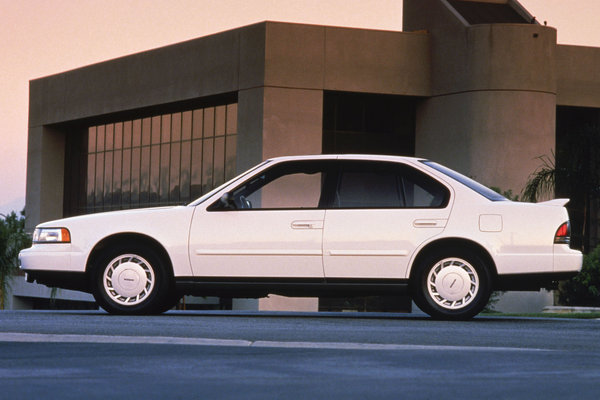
[522,154,555,202]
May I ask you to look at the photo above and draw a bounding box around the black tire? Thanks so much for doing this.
[411,249,492,320]
[91,244,173,315]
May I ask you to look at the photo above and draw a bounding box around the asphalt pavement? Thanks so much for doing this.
[1,310,599,399]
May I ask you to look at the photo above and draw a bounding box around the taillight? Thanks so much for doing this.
[554,222,570,245]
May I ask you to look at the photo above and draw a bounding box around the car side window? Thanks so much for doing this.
[246,171,323,209]
[333,161,449,209]
[335,171,403,208]
[211,160,333,210]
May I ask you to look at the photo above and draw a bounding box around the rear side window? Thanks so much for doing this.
[332,161,449,208]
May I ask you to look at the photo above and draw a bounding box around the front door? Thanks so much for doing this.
[188,159,335,278]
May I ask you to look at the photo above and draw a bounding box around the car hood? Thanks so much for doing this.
[37,205,188,228]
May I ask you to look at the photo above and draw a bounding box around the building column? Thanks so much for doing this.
[416,23,558,195]
[25,125,66,231]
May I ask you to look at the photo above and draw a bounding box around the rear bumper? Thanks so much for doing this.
[495,246,581,291]
[553,245,583,273]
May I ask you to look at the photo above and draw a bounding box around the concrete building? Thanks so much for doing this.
[15,0,600,312]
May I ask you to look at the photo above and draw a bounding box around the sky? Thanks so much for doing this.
[1,0,600,216]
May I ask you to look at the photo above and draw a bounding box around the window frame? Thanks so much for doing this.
[330,160,451,210]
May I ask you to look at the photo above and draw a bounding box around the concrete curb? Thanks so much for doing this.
[543,306,600,314]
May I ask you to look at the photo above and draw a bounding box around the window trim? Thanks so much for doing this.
[330,160,450,209]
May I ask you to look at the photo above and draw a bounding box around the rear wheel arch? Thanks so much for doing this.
[409,238,498,283]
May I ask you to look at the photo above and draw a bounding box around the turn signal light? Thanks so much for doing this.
[554,222,570,245]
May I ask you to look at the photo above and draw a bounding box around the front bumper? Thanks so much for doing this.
[19,243,71,270]
[19,243,87,272]
[19,244,90,292]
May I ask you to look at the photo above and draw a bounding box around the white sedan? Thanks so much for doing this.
[19,155,582,319]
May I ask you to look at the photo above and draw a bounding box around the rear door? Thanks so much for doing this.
[322,160,452,279]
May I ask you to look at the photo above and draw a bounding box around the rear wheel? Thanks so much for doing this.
[91,245,174,315]
[411,249,492,320]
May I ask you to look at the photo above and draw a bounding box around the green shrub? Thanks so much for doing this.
[559,245,600,306]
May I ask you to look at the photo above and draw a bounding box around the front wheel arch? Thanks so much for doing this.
[86,233,174,280]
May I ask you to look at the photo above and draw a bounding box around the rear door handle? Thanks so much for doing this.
[291,220,323,229]
[413,219,447,228]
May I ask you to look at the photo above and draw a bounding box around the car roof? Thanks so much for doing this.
[266,154,427,163]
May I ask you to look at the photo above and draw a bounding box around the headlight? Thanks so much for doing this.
[33,228,71,243]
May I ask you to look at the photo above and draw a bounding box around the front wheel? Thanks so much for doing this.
[91,245,173,315]
[411,250,492,320]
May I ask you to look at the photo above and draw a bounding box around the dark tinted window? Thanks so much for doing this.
[336,171,401,208]
[322,91,416,156]
[333,161,449,208]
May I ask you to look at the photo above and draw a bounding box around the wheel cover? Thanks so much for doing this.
[102,254,155,306]
[426,257,479,310]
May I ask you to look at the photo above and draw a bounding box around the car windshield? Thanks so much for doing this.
[422,161,507,201]
[187,160,272,206]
